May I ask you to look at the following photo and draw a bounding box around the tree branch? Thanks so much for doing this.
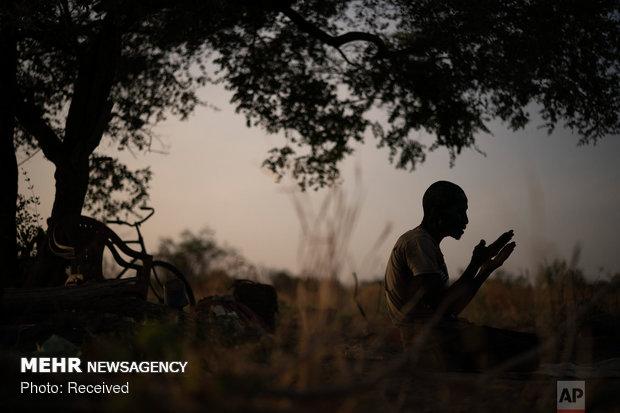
[15,96,63,164]
[279,6,389,56]
[65,14,121,158]
[279,5,429,67]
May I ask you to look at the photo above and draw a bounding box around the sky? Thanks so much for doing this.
[20,83,620,284]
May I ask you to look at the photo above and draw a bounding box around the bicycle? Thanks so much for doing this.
[106,206,196,308]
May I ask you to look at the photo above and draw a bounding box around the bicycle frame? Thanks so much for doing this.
[106,207,195,306]
[106,207,153,280]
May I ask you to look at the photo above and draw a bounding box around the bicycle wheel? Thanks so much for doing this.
[150,260,196,307]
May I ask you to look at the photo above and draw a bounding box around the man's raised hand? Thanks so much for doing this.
[480,242,516,274]
[471,230,514,267]
[487,230,514,258]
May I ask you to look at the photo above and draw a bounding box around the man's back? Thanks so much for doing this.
[385,225,449,326]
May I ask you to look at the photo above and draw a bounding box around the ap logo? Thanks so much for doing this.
[557,381,585,413]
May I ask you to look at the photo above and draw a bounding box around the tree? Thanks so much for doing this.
[1,1,19,284]
[5,0,619,286]
[7,0,250,285]
[156,228,259,293]
[156,228,226,282]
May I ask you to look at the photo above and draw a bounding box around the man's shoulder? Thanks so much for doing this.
[398,226,435,246]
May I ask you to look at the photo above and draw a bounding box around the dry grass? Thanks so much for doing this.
[5,261,620,412]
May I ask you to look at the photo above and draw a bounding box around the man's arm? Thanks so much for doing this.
[441,241,515,317]
[430,231,516,318]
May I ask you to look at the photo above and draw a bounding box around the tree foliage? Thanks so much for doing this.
[9,0,619,204]
[215,0,619,188]
[156,227,258,282]
[85,154,152,219]
[15,171,42,253]
[156,228,225,281]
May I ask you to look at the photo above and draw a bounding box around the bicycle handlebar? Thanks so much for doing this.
[107,206,155,227]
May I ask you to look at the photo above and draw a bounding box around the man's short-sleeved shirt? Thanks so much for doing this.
[384,225,449,325]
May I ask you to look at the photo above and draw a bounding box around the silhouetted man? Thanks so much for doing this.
[385,181,538,370]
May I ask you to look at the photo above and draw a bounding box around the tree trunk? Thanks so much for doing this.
[0,13,18,286]
[25,19,121,287]
[24,156,92,287]
[51,16,121,221]
[51,156,91,219]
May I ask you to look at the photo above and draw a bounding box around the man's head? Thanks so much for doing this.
[422,181,468,240]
